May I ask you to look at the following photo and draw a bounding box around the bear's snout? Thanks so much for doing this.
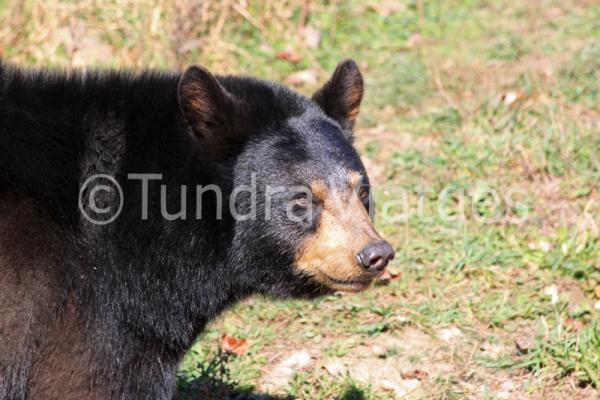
[356,240,395,274]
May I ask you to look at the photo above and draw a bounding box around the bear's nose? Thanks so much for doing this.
[356,240,395,273]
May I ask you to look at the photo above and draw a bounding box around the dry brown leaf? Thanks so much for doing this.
[377,268,401,284]
[565,318,586,331]
[276,47,301,63]
[401,368,429,381]
[220,333,248,355]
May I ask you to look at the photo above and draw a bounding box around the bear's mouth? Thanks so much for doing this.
[316,269,376,292]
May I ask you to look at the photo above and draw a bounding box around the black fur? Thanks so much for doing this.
[0,60,367,399]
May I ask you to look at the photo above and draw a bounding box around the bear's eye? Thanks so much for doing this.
[287,192,321,228]
[358,186,370,202]
[357,185,371,212]
[294,195,311,208]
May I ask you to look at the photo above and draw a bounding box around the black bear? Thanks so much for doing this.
[0,59,394,399]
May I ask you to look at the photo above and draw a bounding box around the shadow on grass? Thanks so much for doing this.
[177,377,367,400]
[176,351,292,400]
[176,351,368,400]
[176,376,292,400]
[339,386,367,400]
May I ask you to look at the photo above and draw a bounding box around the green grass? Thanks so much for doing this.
[2,0,600,398]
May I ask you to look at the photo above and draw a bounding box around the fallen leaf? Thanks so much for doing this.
[220,334,248,355]
[565,318,586,331]
[276,47,301,63]
[377,266,401,284]
[401,368,429,381]
[388,266,401,279]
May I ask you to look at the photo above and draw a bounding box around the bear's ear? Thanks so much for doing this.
[312,59,364,134]
[178,65,240,147]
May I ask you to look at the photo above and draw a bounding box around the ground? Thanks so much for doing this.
[1,1,599,399]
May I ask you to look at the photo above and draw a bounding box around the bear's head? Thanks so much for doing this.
[177,60,394,296]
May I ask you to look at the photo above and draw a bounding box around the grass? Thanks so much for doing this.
[2,0,600,398]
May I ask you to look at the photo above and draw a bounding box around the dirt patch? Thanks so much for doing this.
[258,327,475,397]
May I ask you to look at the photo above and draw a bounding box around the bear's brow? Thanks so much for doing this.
[310,180,329,202]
